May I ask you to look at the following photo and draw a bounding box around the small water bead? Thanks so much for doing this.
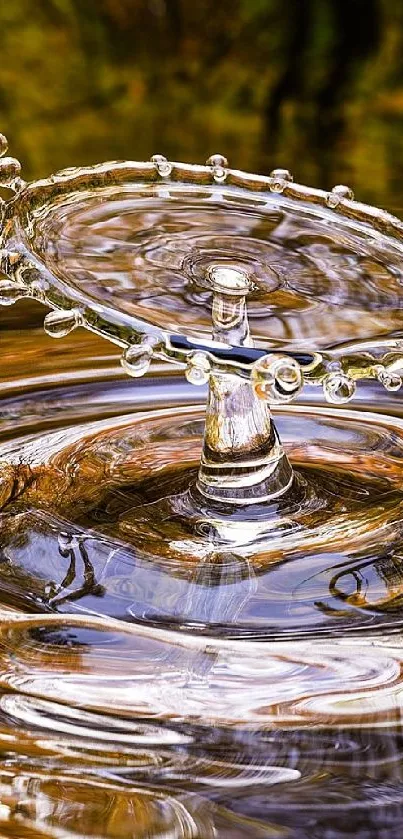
[377,367,402,392]
[185,351,211,385]
[323,371,356,404]
[206,154,228,184]
[269,168,293,194]
[44,308,82,338]
[326,184,355,209]
[333,184,355,200]
[0,134,8,157]
[326,193,340,209]
[251,354,302,403]
[0,279,28,306]
[150,154,172,177]
[0,157,21,187]
[121,341,153,378]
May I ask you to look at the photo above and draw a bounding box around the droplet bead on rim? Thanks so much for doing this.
[326,184,355,208]
[151,154,172,177]
[323,371,356,404]
[251,354,302,403]
[185,351,211,385]
[44,308,82,338]
[206,154,228,184]
[0,157,22,188]
[121,342,153,378]
[269,168,293,194]
[0,134,8,158]
[377,367,402,392]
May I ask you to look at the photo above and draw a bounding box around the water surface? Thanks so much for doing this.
[1,169,403,838]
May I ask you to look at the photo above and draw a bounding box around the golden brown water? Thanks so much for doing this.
[1,1,403,821]
[1,156,403,835]
[0,319,403,836]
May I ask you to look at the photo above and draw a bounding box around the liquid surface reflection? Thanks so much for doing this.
[0,359,402,836]
[2,169,403,836]
[18,178,403,350]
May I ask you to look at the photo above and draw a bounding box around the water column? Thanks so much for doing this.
[197,266,298,504]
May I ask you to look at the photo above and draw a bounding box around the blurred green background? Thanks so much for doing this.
[1,0,403,211]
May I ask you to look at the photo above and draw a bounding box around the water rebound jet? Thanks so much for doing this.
[1,135,403,635]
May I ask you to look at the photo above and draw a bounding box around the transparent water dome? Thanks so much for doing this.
[2,156,403,354]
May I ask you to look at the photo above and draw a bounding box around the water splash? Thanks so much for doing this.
[1,150,403,836]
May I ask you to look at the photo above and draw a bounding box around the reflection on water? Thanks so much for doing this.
[2,157,403,837]
[0,0,402,832]
[3,400,403,634]
[28,183,403,350]
[0,358,402,835]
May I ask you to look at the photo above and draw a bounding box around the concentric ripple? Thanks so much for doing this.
[0,370,402,835]
[3,168,403,835]
[24,182,403,349]
[2,388,403,637]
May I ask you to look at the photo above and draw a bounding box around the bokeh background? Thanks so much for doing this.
[1,0,403,209]
[1,0,403,373]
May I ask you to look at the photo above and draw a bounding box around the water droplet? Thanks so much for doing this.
[333,184,355,200]
[0,157,22,187]
[269,168,293,194]
[185,351,211,385]
[326,192,340,209]
[270,168,293,181]
[207,154,228,167]
[44,308,81,338]
[252,354,302,403]
[326,184,354,208]
[0,134,8,157]
[323,371,356,404]
[151,154,172,177]
[206,154,228,183]
[377,368,402,392]
[0,280,27,306]
[121,343,152,377]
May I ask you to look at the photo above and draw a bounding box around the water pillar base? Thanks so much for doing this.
[195,266,298,507]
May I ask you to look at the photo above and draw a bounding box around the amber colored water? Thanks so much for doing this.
[2,192,403,836]
[2,2,403,835]
[1,182,403,837]
[1,316,403,837]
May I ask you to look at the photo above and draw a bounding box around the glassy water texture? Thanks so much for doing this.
[2,179,403,837]
[26,181,403,349]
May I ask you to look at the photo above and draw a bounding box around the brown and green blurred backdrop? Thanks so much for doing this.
[1,0,403,211]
